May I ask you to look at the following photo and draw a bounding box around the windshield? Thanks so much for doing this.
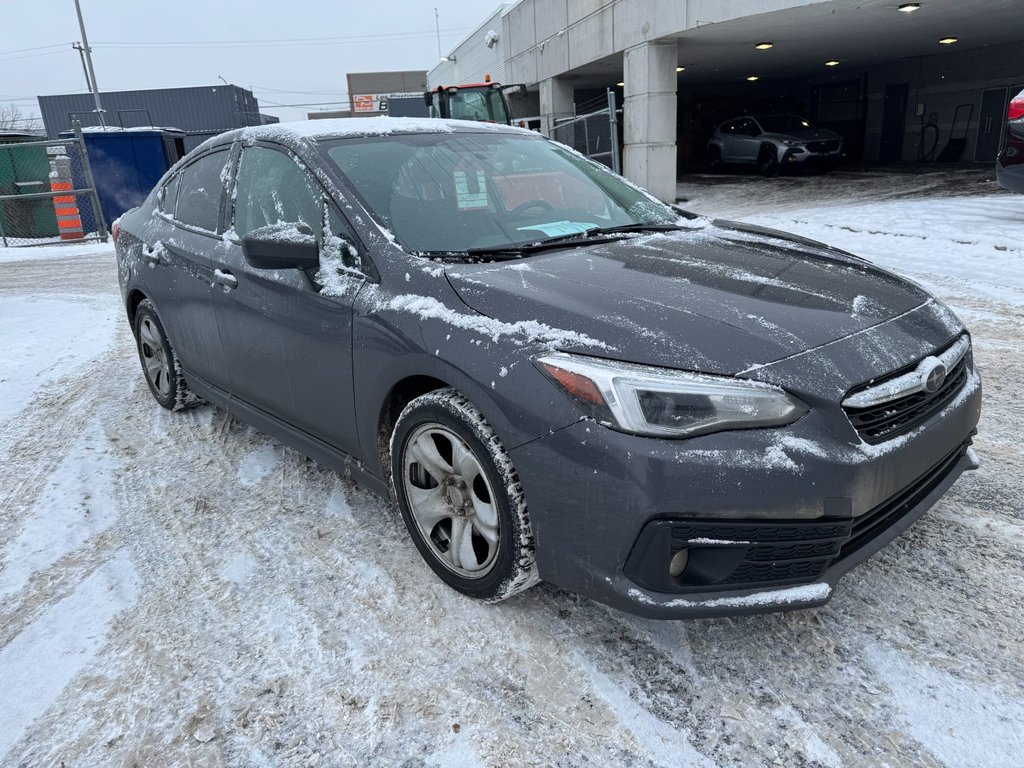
[755,115,814,133]
[450,88,508,123]
[322,132,675,254]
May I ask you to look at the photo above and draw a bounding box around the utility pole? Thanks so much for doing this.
[72,43,96,93]
[73,0,105,127]
[434,7,442,61]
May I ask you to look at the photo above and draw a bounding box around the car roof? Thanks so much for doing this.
[198,116,536,153]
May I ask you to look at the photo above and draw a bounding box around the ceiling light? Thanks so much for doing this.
[824,60,840,66]
[755,42,774,50]
[898,3,921,11]
[616,81,625,87]
[938,36,958,44]
[676,66,685,72]
[746,75,760,82]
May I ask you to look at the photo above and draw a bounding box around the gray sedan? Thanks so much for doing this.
[114,118,979,619]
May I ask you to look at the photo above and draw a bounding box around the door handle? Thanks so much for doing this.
[143,244,160,266]
[213,268,238,290]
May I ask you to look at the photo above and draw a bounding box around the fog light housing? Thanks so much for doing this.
[669,548,690,578]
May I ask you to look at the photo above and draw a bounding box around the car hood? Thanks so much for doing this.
[444,222,932,375]
[763,129,841,142]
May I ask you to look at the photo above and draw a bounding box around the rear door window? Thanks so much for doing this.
[736,118,758,136]
[174,150,229,232]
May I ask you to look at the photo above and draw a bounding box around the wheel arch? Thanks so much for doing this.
[375,374,452,489]
[126,288,148,326]
[361,352,540,488]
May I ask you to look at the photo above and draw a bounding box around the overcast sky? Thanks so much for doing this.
[0,0,497,126]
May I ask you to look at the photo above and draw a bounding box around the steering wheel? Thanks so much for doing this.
[510,199,555,216]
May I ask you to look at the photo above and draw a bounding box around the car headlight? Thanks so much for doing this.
[781,139,803,147]
[535,353,808,438]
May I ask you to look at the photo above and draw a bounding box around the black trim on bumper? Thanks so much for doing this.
[624,435,975,595]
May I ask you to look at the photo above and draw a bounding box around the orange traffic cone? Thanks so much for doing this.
[49,153,84,240]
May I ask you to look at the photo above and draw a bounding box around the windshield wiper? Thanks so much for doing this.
[462,223,689,259]
[586,223,690,234]
[464,229,620,258]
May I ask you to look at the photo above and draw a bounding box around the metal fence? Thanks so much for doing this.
[549,90,621,174]
[0,128,107,247]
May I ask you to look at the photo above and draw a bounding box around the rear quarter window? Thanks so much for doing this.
[174,150,229,232]
[158,173,180,215]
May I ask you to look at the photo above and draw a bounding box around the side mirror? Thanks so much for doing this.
[423,90,433,107]
[241,222,319,270]
[501,83,528,98]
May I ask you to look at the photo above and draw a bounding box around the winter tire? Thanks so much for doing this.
[391,387,539,602]
[759,147,781,177]
[134,299,199,411]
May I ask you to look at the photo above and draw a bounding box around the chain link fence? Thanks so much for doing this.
[0,131,107,247]
[549,90,621,174]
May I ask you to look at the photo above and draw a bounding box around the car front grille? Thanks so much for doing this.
[807,140,840,153]
[842,336,971,445]
[623,437,972,594]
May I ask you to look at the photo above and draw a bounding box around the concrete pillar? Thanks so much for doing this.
[539,76,574,137]
[623,40,678,202]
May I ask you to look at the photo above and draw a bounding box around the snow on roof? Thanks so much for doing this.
[233,116,536,144]
[0,129,45,138]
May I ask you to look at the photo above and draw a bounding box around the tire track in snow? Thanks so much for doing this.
[0,551,140,760]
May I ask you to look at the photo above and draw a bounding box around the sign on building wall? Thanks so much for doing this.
[352,92,424,113]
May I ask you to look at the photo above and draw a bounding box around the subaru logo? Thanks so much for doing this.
[919,360,947,394]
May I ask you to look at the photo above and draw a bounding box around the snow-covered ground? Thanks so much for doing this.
[1,170,1022,766]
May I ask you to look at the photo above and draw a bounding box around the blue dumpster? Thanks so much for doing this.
[62,127,186,224]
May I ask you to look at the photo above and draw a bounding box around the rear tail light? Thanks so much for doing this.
[1009,91,1024,121]
[111,219,121,243]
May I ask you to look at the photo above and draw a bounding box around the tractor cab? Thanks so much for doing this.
[425,79,526,125]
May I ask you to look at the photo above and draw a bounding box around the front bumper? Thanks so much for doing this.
[509,367,982,619]
[781,146,842,166]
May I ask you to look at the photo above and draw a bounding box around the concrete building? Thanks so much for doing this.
[429,5,512,87]
[37,85,275,152]
[431,0,1024,201]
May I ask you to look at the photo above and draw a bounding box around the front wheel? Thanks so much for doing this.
[391,388,539,602]
[759,147,781,177]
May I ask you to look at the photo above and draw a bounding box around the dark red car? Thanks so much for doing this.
[997,88,1024,193]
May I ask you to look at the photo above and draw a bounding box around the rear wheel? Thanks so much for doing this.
[133,299,198,411]
[391,388,538,602]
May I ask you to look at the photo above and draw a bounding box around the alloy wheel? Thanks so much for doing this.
[138,316,171,397]
[402,423,500,578]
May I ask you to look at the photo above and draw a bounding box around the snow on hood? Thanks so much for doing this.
[365,290,611,351]
[445,222,934,375]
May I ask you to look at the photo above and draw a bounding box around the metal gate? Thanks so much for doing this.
[548,89,621,174]
[0,127,107,247]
